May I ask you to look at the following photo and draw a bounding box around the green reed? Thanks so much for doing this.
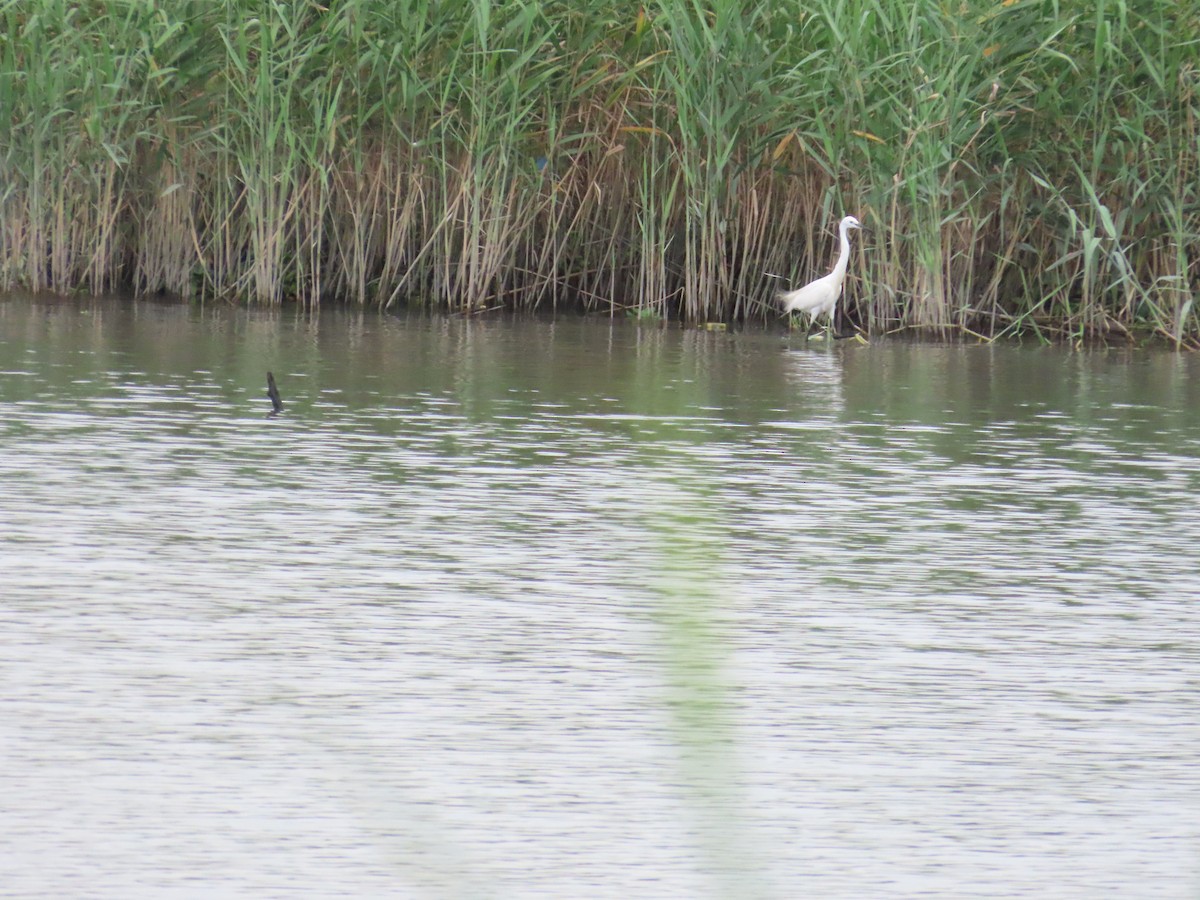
[0,0,1196,340]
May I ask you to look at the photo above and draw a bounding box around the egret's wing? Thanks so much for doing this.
[779,274,834,315]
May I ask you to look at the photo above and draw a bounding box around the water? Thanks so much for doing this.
[1,296,1198,898]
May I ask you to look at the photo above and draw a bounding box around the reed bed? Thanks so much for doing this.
[0,0,1196,340]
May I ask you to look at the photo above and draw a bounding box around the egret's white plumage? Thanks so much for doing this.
[778,215,862,327]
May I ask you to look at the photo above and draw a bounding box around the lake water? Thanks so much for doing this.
[1,295,1198,898]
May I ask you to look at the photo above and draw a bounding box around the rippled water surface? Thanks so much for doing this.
[2,296,1198,897]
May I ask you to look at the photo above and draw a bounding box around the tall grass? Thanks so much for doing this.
[0,0,1196,340]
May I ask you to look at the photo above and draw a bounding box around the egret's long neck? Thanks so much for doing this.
[831,223,853,278]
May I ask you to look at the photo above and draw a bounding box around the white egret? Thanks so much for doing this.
[778,215,863,330]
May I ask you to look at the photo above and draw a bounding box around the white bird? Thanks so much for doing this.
[778,215,863,329]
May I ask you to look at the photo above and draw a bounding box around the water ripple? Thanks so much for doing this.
[1,301,1198,897]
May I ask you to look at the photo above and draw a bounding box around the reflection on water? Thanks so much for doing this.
[1,296,1199,897]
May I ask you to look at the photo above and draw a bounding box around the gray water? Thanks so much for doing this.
[1,296,1198,898]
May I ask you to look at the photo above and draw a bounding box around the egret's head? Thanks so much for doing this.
[843,215,862,231]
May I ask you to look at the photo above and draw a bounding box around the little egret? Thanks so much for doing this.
[778,215,862,330]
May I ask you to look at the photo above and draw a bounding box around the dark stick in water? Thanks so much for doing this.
[266,371,284,417]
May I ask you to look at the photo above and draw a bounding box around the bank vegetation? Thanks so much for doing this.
[0,0,1197,342]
